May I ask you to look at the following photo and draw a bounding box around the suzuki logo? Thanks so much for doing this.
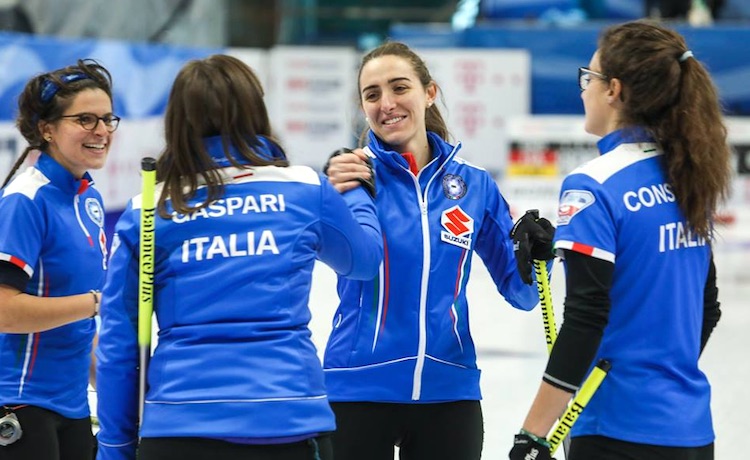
[442,206,473,237]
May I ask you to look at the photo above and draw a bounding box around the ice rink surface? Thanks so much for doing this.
[303,229,749,459]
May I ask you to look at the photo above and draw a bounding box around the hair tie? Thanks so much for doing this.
[678,50,694,62]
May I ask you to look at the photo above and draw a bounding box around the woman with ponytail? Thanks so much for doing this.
[509,20,731,460]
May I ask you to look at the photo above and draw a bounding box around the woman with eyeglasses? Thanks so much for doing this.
[0,59,117,460]
[509,20,730,460]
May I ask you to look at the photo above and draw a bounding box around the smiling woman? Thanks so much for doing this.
[357,54,436,167]
[41,88,119,178]
[4,60,118,187]
[0,59,115,460]
[321,41,554,460]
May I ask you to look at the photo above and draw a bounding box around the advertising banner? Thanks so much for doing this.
[267,46,358,170]
[417,48,531,177]
[502,115,750,246]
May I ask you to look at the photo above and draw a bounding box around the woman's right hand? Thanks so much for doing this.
[510,209,556,284]
[324,148,375,196]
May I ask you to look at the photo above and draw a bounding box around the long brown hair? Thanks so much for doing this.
[3,59,113,187]
[598,20,731,239]
[156,54,288,218]
[356,41,449,147]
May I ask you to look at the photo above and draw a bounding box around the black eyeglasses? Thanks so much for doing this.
[578,67,608,91]
[60,113,121,133]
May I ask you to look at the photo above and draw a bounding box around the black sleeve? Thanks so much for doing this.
[0,261,29,291]
[700,254,721,354]
[543,250,614,393]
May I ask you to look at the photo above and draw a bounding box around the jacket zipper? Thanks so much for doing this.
[409,145,460,400]
[411,172,430,400]
[74,194,94,247]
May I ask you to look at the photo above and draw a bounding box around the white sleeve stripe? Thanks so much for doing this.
[98,440,138,448]
[0,252,34,276]
[555,240,616,263]
[543,372,580,392]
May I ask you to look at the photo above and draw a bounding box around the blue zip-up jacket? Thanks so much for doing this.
[323,131,541,402]
[0,153,104,419]
[95,137,382,460]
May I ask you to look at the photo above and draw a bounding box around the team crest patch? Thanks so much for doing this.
[85,198,105,228]
[442,174,466,200]
[557,190,595,226]
[440,205,474,249]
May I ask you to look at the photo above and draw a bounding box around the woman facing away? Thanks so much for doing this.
[0,59,116,460]
[94,54,382,460]
[508,20,731,460]
[322,41,555,460]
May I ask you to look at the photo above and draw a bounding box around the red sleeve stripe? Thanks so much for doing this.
[555,240,615,263]
[0,252,34,276]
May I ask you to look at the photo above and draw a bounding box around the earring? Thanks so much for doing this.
[44,136,51,142]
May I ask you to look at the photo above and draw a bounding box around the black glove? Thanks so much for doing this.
[323,148,376,199]
[509,431,553,460]
[510,209,556,285]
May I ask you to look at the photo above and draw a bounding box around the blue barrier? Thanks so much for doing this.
[480,0,642,20]
[0,32,218,120]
